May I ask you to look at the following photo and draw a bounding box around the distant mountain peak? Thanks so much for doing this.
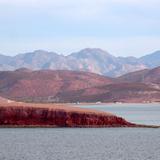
[33,49,48,53]
[69,48,113,59]
[0,48,160,77]
[151,50,160,54]
[79,48,111,54]
[140,50,160,68]
[32,50,58,55]
[80,48,108,52]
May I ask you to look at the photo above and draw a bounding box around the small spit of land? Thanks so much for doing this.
[0,97,159,128]
[0,99,133,127]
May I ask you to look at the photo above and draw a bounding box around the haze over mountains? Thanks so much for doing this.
[0,48,160,77]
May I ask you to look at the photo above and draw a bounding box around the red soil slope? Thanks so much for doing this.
[0,69,114,102]
[118,66,160,84]
[0,100,135,127]
[56,83,160,103]
[0,69,160,103]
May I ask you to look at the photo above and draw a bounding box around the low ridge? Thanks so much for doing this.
[0,68,159,103]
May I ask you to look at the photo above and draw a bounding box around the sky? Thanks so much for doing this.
[0,0,160,57]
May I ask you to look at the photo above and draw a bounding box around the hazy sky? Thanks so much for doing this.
[0,0,160,57]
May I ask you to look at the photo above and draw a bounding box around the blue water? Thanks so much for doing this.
[0,128,160,160]
[79,103,160,125]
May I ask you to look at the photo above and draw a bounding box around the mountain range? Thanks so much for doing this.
[0,67,159,103]
[0,48,160,77]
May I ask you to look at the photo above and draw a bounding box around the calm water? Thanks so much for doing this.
[0,104,160,160]
[0,128,160,160]
[79,103,160,125]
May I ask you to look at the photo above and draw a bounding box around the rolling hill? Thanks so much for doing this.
[0,69,114,102]
[0,68,159,103]
[118,66,160,84]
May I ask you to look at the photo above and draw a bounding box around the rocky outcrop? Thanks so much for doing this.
[0,103,135,127]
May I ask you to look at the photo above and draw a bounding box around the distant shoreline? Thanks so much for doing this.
[0,124,159,129]
[71,102,160,106]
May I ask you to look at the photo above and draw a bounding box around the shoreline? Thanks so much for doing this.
[0,124,159,129]
[71,102,160,106]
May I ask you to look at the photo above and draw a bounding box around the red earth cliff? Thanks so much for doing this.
[0,101,135,127]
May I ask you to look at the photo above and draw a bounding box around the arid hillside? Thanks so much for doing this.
[118,66,160,84]
[0,68,159,103]
[0,69,114,102]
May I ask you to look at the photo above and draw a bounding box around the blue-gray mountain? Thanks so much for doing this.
[0,48,160,77]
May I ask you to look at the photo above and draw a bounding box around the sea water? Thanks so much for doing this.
[0,128,160,160]
[79,103,160,125]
